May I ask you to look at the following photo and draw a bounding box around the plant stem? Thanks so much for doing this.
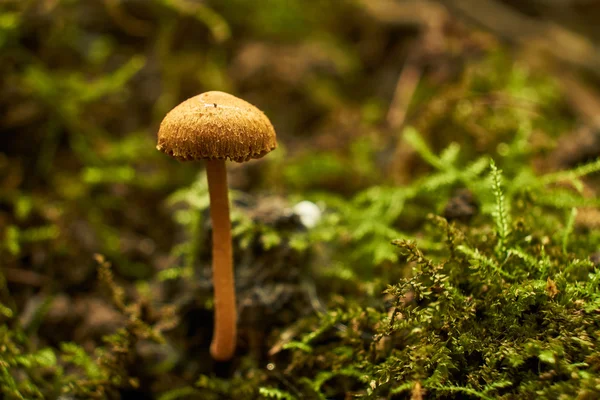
[205,159,236,361]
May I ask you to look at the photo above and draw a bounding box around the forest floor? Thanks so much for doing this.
[2,1,600,399]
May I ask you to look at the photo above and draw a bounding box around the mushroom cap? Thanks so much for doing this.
[157,91,277,162]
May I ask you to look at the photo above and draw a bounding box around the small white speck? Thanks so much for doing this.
[293,201,322,228]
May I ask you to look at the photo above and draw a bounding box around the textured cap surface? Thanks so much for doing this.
[157,91,277,162]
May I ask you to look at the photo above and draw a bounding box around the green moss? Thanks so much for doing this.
[272,154,600,398]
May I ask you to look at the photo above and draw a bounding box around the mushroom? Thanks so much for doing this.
[157,91,277,361]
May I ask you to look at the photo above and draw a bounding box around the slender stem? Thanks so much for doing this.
[205,159,236,361]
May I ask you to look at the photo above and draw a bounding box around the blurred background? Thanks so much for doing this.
[1,0,600,398]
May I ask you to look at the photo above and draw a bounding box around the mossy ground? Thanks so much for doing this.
[1,1,600,399]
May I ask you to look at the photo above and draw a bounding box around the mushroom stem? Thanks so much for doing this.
[205,158,236,361]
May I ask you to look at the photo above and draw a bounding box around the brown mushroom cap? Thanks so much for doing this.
[157,91,277,162]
